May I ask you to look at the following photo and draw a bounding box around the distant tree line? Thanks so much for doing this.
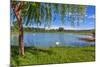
[11,26,95,33]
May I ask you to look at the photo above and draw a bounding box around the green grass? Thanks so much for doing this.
[11,45,95,66]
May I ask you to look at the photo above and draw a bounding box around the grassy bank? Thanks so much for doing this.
[11,45,95,66]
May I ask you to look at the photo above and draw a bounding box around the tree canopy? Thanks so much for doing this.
[11,1,86,27]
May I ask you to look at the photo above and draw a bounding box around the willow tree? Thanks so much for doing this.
[11,1,86,56]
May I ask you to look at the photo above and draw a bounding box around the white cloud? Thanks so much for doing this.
[88,14,95,19]
[69,12,72,15]
[45,26,59,30]
[66,12,72,16]
[65,27,94,30]
[85,14,88,17]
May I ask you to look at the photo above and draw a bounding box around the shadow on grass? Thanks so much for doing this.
[11,46,54,56]
[11,46,54,66]
[81,45,95,53]
[24,47,54,55]
[11,46,20,66]
[82,49,95,52]
[11,46,19,57]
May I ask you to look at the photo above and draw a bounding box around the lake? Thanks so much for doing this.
[11,33,95,47]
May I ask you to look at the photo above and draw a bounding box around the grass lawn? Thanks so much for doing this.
[11,45,95,66]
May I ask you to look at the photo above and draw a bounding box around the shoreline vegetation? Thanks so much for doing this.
[11,26,95,34]
[11,45,95,66]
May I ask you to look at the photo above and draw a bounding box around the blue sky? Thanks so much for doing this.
[32,5,95,30]
[11,5,95,30]
[50,5,95,30]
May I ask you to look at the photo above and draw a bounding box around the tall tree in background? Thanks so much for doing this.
[11,1,86,56]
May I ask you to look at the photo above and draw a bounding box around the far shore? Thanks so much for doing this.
[11,31,94,35]
[79,37,95,42]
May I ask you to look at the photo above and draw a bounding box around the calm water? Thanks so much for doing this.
[11,33,95,47]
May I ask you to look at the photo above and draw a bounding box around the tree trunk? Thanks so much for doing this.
[16,11,24,56]
[15,11,24,56]
[18,19,24,56]
[12,1,24,56]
